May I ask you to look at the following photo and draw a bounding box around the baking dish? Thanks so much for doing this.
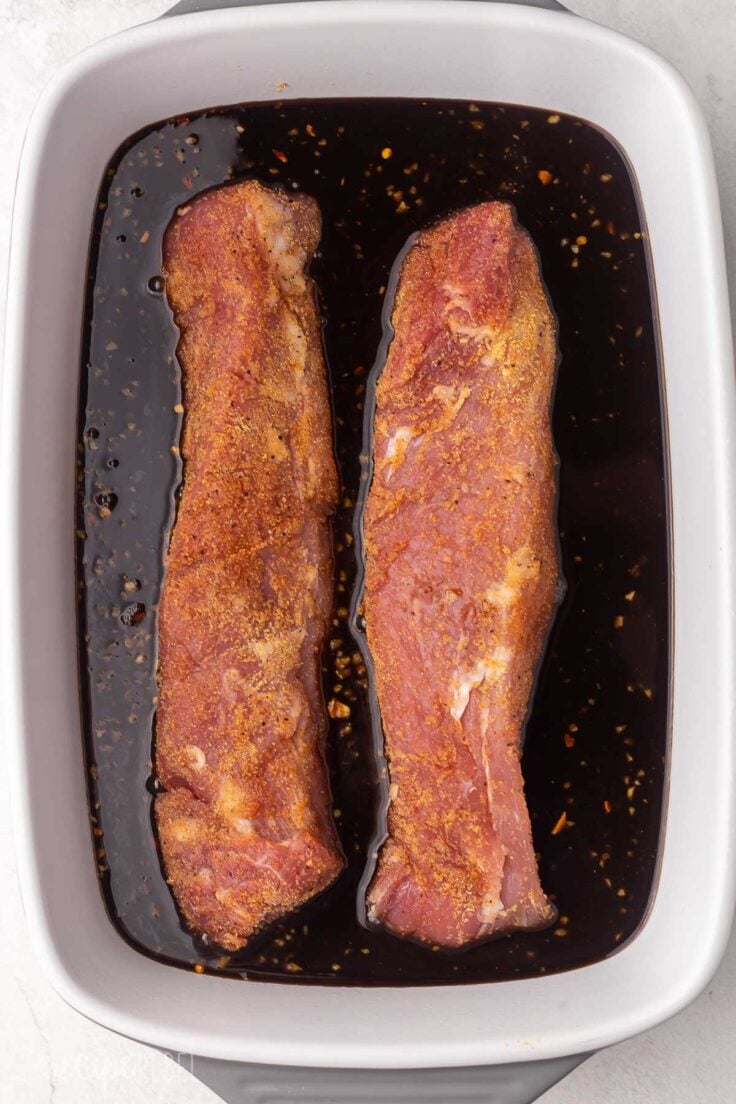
[2,0,735,1101]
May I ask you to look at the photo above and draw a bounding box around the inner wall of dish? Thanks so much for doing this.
[77,99,668,985]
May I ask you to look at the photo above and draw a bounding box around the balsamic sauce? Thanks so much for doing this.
[78,99,669,985]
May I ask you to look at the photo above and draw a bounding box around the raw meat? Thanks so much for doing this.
[155,180,343,952]
[364,202,558,948]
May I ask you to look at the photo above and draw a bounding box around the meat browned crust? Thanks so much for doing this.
[155,181,343,952]
[364,202,558,948]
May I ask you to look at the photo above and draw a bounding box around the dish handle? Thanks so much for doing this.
[163,0,569,16]
[167,1051,591,1104]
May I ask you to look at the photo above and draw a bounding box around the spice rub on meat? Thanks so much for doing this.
[155,180,343,952]
[364,202,559,948]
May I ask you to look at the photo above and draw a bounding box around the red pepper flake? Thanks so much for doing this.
[603,800,612,814]
[537,169,553,186]
[273,149,288,163]
[305,123,316,137]
[563,732,576,749]
[182,176,193,190]
[551,811,567,835]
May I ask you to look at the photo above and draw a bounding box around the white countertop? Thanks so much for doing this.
[1,1,734,1101]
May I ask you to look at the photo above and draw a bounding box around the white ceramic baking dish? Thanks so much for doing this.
[3,0,735,1100]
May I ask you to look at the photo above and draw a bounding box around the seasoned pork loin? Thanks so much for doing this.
[365,202,558,948]
[156,181,343,952]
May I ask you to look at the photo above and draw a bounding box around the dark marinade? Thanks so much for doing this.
[78,98,669,985]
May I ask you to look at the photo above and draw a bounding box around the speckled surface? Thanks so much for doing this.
[0,2,734,1102]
